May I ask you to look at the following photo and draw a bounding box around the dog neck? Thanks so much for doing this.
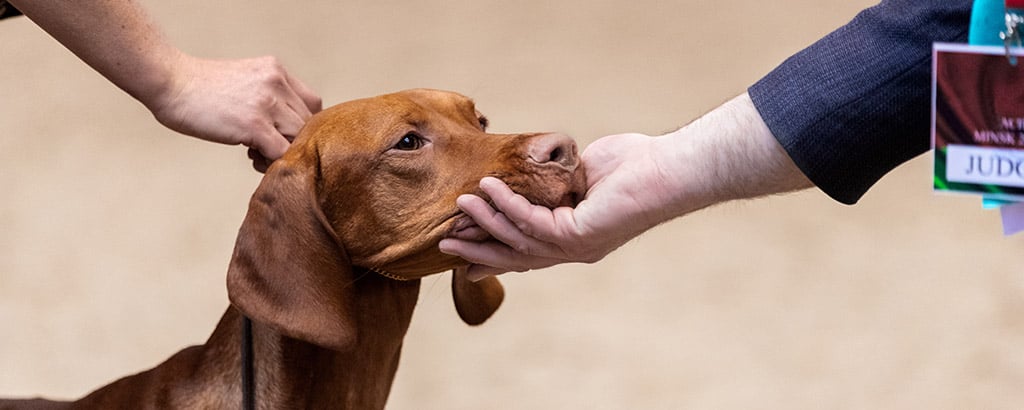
[239,271,421,408]
[72,271,421,409]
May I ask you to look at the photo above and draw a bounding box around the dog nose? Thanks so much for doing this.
[527,133,578,168]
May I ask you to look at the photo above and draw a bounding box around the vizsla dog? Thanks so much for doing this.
[1,89,584,410]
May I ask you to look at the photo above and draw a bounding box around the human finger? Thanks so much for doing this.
[248,121,291,163]
[439,237,562,273]
[464,265,508,282]
[247,147,270,173]
[272,101,306,139]
[285,72,322,114]
[447,225,490,241]
[477,177,567,243]
[437,238,515,268]
[455,193,566,259]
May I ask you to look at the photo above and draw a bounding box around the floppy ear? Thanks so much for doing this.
[226,154,356,351]
[451,267,505,325]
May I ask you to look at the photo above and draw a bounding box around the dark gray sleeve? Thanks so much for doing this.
[748,1,972,204]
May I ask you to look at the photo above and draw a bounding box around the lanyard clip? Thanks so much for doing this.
[1000,11,1024,65]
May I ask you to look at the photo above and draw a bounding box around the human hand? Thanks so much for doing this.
[147,55,322,172]
[439,93,813,281]
[8,0,320,172]
[439,132,684,281]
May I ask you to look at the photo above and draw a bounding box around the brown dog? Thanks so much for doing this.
[0,89,584,410]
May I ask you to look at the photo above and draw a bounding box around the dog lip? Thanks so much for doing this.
[524,158,579,173]
[557,190,583,208]
[450,214,478,233]
[557,167,587,207]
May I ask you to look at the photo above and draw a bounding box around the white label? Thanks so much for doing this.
[946,144,1024,188]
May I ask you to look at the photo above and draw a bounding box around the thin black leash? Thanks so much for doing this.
[238,269,396,410]
[241,315,255,410]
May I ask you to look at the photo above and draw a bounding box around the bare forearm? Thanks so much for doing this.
[653,92,813,218]
[10,0,179,107]
[439,93,813,276]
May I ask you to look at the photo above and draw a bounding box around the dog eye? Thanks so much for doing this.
[478,116,489,131]
[394,133,425,151]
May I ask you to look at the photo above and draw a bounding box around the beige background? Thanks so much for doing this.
[2,1,1023,409]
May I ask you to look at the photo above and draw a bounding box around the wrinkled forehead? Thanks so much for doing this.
[386,89,483,127]
[397,88,476,111]
[303,89,481,142]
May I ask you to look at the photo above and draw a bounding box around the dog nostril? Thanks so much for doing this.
[528,133,578,167]
[549,147,564,163]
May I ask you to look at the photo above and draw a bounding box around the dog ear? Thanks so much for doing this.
[226,153,356,351]
[451,267,504,325]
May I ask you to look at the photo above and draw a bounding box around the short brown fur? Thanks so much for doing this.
[1,89,584,410]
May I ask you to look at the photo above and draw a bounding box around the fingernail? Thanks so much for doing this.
[480,176,501,188]
[438,239,455,254]
[455,194,474,209]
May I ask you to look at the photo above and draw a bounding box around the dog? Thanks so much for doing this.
[0,89,585,409]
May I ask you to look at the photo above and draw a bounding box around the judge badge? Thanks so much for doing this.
[932,0,1024,235]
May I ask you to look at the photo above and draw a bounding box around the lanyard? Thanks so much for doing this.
[971,0,1024,62]
[1002,0,1024,64]
[241,316,255,410]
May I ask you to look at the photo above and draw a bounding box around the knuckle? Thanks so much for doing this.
[267,74,287,88]
[514,221,536,237]
[242,113,269,132]
[257,61,288,86]
[308,95,323,110]
[258,55,283,69]
[252,92,277,109]
[512,242,533,256]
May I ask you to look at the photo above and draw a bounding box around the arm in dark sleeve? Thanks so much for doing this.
[748,0,972,204]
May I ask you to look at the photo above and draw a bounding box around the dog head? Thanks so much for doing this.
[226,89,584,349]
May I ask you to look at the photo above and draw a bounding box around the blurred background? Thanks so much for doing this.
[2,1,1022,408]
